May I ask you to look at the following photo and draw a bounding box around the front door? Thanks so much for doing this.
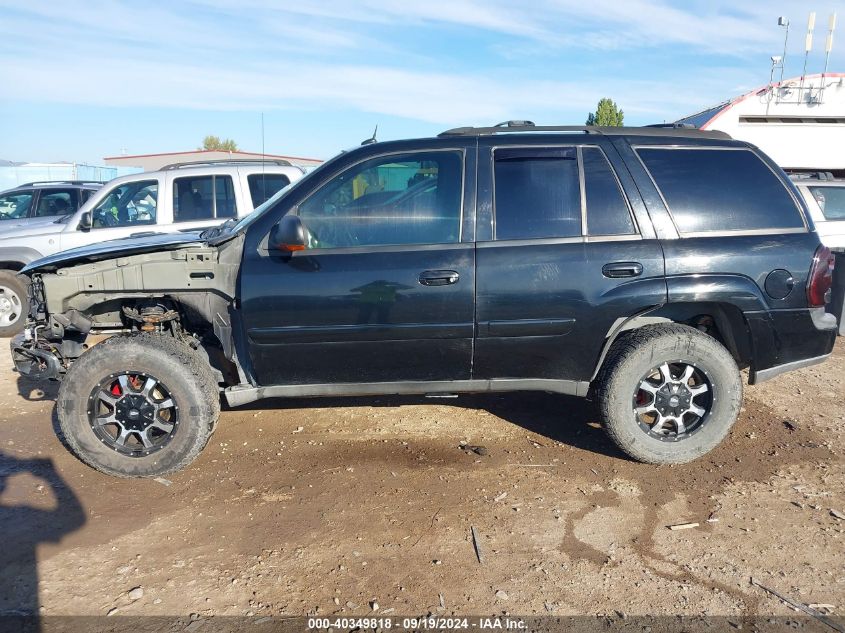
[239,147,476,386]
[60,178,161,254]
[474,138,666,384]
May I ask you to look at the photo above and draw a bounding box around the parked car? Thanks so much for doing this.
[11,122,838,478]
[790,172,845,335]
[0,180,103,225]
[0,181,104,335]
[0,160,303,336]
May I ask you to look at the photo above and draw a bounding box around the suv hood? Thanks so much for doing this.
[0,216,65,232]
[0,217,68,240]
[22,232,206,273]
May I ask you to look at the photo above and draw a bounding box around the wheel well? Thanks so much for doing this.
[70,295,240,387]
[0,261,25,271]
[593,302,753,381]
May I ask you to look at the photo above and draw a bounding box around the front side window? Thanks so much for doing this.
[809,186,845,221]
[173,175,236,222]
[0,191,34,220]
[34,189,78,217]
[298,151,462,248]
[494,147,581,240]
[637,147,804,233]
[248,173,290,207]
[91,181,158,229]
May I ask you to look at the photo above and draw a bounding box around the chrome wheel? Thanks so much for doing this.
[87,372,179,457]
[633,362,712,440]
[0,284,22,327]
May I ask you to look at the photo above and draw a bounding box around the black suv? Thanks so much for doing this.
[11,123,838,477]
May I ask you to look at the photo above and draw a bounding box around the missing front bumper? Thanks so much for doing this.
[10,332,63,380]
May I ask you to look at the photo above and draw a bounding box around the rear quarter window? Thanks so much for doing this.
[637,147,804,233]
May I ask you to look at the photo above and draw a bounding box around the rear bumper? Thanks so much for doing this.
[747,307,837,384]
[10,331,63,380]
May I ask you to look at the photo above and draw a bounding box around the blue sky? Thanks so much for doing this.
[1,0,844,163]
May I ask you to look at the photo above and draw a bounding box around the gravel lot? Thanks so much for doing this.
[0,340,843,623]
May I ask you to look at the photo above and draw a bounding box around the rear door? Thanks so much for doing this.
[239,144,477,386]
[32,188,80,220]
[473,137,666,385]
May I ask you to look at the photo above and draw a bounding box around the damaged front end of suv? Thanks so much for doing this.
[11,232,245,387]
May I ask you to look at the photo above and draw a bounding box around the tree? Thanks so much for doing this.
[586,98,624,127]
[200,135,239,151]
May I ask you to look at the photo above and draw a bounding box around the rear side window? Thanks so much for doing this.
[34,189,79,217]
[582,148,636,235]
[248,173,290,207]
[173,175,236,222]
[494,147,581,240]
[808,186,845,220]
[637,148,804,233]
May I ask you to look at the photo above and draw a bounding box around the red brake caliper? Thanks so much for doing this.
[111,382,122,396]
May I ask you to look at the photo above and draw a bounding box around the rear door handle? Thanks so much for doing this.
[602,262,643,278]
[419,270,460,286]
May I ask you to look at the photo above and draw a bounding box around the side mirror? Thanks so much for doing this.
[78,211,92,231]
[269,214,307,253]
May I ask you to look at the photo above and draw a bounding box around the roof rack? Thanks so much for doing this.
[160,158,294,170]
[438,120,732,140]
[788,171,838,181]
[20,180,105,187]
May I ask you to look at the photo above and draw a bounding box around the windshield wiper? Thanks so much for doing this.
[200,218,237,240]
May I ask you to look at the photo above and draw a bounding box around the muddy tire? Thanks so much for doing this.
[57,333,220,478]
[0,270,28,337]
[596,324,742,464]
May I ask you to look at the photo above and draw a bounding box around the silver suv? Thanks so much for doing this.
[0,160,305,336]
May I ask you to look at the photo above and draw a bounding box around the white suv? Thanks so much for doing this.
[0,160,305,335]
[791,173,845,335]
[791,173,845,249]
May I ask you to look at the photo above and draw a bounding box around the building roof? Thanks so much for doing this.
[676,72,845,130]
[103,149,322,163]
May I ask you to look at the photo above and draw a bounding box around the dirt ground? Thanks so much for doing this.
[0,340,843,623]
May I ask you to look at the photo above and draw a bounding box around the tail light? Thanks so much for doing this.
[807,245,835,307]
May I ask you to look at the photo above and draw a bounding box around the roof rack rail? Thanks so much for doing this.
[438,120,732,140]
[160,158,294,170]
[788,171,838,181]
[19,180,105,187]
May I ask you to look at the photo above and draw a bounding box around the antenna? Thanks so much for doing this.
[361,124,379,146]
[260,112,266,203]
[821,13,837,102]
[799,11,816,100]
[778,16,790,86]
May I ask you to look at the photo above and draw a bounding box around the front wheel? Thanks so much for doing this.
[596,324,743,464]
[57,334,220,477]
[0,270,28,337]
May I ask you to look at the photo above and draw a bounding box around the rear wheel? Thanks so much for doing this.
[0,270,28,337]
[596,324,742,464]
[57,334,220,477]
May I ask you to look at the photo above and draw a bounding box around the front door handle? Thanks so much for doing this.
[602,262,643,278]
[419,270,460,286]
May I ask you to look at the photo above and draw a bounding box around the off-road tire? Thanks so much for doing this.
[57,333,221,477]
[0,270,28,337]
[596,324,743,464]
